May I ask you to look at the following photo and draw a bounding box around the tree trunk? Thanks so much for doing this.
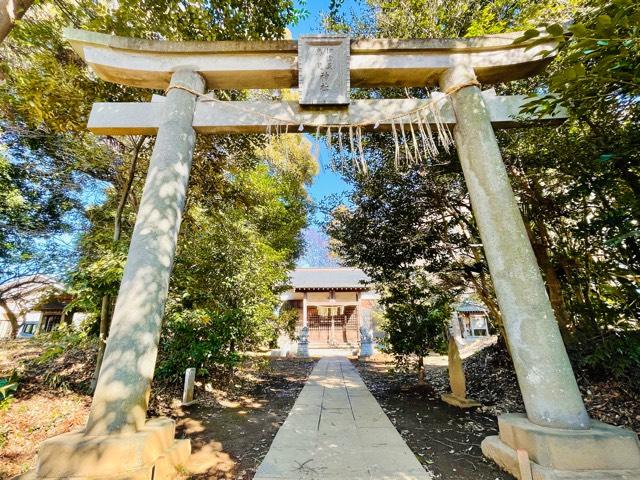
[90,137,144,393]
[0,0,34,43]
[453,210,512,355]
[417,356,426,385]
[466,244,506,334]
[90,295,111,391]
[537,246,571,339]
[451,208,508,340]
[513,168,572,340]
[0,297,19,338]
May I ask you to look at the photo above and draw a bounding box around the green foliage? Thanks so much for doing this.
[379,274,453,361]
[327,156,492,328]
[576,331,640,384]
[0,0,307,281]
[328,161,469,282]
[277,306,300,340]
[170,204,289,337]
[0,1,315,377]
[66,196,132,315]
[1,0,303,131]
[349,0,579,39]
[0,371,19,401]
[327,0,640,383]
[156,136,315,379]
[519,0,640,117]
[35,324,92,365]
[0,142,80,263]
[157,309,245,379]
[84,0,302,42]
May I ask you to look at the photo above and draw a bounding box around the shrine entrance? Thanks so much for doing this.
[28,28,640,480]
[307,305,359,346]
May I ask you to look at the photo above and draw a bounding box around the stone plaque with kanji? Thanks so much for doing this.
[298,35,350,106]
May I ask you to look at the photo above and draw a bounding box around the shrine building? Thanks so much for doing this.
[281,267,379,348]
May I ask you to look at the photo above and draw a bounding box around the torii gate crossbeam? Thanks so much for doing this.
[86,94,562,135]
[29,29,640,480]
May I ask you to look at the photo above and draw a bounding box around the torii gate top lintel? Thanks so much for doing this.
[64,27,556,91]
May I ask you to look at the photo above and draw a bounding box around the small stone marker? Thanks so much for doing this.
[298,35,350,106]
[277,334,292,358]
[441,336,481,408]
[182,367,196,406]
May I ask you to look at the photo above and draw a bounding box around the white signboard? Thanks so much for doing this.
[298,35,350,106]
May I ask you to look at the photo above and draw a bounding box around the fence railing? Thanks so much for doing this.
[298,312,360,346]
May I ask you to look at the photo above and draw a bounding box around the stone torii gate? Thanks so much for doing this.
[31,29,640,480]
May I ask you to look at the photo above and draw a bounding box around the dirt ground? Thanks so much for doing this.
[156,358,316,480]
[0,340,93,479]
[3,337,639,480]
[354,342,640,480]
[354,358,513,480]
[429,342,640,434]
[0,339,315,480]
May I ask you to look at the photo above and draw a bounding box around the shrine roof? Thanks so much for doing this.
[289,268,370,291]
[457,301,488,313]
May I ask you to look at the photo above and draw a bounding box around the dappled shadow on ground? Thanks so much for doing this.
[356,344,640,480]
[0,340,44,376]
[355,359,514,480]
[0,339,314,480]
[157,358,316,480]
[429,343,640,435]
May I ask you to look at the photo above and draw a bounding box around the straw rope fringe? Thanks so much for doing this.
[165,79,480,171]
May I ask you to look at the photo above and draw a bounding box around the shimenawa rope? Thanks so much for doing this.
[163,79,481,170]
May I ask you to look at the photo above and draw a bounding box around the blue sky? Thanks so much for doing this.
[287,1,358,225]
[289,0,362,36]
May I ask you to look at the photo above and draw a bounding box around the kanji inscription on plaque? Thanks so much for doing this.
[298,35,350,106]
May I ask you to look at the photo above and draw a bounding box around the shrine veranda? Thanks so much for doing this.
[25,29,640,480]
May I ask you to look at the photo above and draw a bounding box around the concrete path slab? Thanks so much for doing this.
[254,357,431,480]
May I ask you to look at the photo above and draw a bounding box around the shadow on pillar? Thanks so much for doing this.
[24,69,205,480]
[441,65,640,479]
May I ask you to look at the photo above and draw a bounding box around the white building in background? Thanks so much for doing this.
[0,275,85,339]
[451,298,491,343]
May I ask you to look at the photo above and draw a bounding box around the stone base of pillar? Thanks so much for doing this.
[481,414,640,480]
[26,417,190,480]
[441,393,481,408]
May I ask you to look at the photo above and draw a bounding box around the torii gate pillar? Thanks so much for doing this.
[441,65,590,430]
[32,69,204,480]
[442,65,640,479]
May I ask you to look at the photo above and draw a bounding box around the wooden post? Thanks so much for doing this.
[356,292,361,333]
[302,292,308,327]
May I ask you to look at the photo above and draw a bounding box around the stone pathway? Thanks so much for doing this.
[254,357,432,480]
